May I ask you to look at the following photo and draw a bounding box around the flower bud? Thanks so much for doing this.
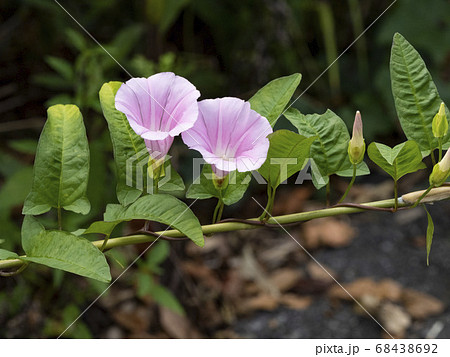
[212,169,229,191]
[432,102,448,138]
[348,111,365,165]
[429,149,450,187]
[147,157,165,180]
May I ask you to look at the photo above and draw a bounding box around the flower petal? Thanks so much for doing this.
[115,73,200,140]
[182,97,272,174]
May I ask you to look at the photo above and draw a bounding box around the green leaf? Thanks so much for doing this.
[137,274,185,316]
[0,249,18,260]
[158,160,185,193]
[99,81,147,206]
[140,240,170,274]
[45,56,74,81]
[249,73,302,127]
[367,141,426,181]
[83,221,120,237]
[104,194,204,247]
[424,207,434,266]
[284,108,350,189]
[23,104,91,215]
[20,230,111,283]
[21,215,45,254]
[258,130,316,189]
[186,165,251,206]
[336,158,370,177]
[8,139,38,154]
[390,33,450,155]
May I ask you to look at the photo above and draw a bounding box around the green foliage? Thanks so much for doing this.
[424,207,434,266]
[249,73,302,127]
[34,26,143,111]
[99,81,147,206]
[367,141,426,181]
[157,160,186,194]
[83,221,120,237]
[135,240,185,315]
[0,249,18,259]
[336,159,370,177]
[284,108,350,189]
[390,33,450,155]
[186,165,250,206]
[20,217,111,282]
[137,274,185,315]
[23,105,90,215]
[104,195,204,247]
[258,130,316,189]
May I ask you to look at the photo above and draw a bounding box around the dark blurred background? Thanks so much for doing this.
[1,0,450,338]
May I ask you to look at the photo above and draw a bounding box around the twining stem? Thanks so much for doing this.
[57,207,62,231]
[2,187,450,271]
[338,163,357,204]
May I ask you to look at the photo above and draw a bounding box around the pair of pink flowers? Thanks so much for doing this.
[115,72,272,177]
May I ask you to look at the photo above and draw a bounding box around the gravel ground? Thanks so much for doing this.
[234,201,450,338]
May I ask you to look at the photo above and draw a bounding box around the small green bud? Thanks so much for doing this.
[432,102,448,138]
[348,111,365,165]
[147,156,165,180]
[429,149,450,187]
[212,170,229,191]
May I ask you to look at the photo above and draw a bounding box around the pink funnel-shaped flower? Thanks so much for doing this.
[115,72,200,159]
[182,97,272,176]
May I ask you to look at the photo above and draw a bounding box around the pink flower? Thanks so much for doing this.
[182,97,272,177]
[115,72,200,160]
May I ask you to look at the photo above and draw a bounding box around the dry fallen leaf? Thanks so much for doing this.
[401,288,445,320]
[378,302,411,338]
[280,294,313,310]
[306,261,337,283]
[159,306,202,338]
[303,217,356,249]
[328,277,379,301]
[378,279,403,302]
[112,303,152,333]
[272,187,312,215]
[239,294,279,313]
[268,268,303,292]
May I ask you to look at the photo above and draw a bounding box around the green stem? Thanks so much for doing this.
[216,200,224,223]
[259,184,273,221]
[411,185,434,208]
[431,151,437,166]
[393,180,398,212]
[153,176,159,194]
[438,137,443,162]
[100,236,110,252]
[57,207,62,231]
[3,188,450,271]
[212,199,221,224]
[338,164,357,204]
